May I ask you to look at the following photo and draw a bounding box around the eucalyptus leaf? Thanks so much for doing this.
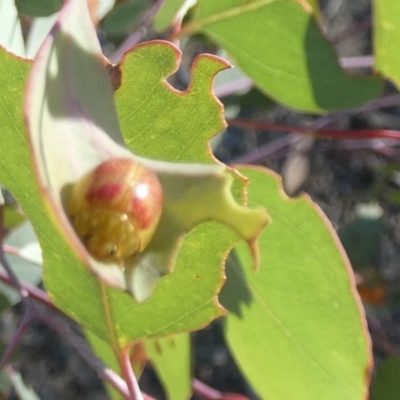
[222,167,371,400]
[21,0,267,348]
[0,0,25,57]
[371,356,400,400]
[25,15,267,298]
[154,0,195,31]
[184,0,382,112]
[15,0,62,17]
[145,333,192,400]
[375,1,400,89]
[102,0,150,36]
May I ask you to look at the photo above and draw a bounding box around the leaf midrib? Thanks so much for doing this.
[101,283,121,352]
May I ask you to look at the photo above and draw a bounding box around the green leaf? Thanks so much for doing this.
[0,370,11,396]
[3,205,25,229]
[115,43,267,302]
[371,356,400,400]
[182,0,382,112]
[0,222,42,305]
[27,0,266,302]
[0,49,54,303]
[102,0,150,37]
[153,0,187,31]
[221,167,371,400]
[15,0,63,17]
[21,0,267,351]
[0,0,25,57]
[0,293,11,315]
[145,333,192,400]
[339,203,384,270]
[0,34,114,354]
[374,1,400,89]
[85,329,122,400]
[302,0,321,18]
[116,41,229,163]
[0,52,31,194]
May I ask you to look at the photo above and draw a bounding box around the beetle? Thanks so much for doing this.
[68,158,163,263]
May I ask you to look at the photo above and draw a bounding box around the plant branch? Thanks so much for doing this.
[0,312,34,369]
[0,205,38,367]
[339,55,374,69]
[367,315,400,356]
[192,379,250,400]
[232,135,294,164]
[228,94,400,164]
[214,77,253,99]
[0,207,30,307]
[120,348,144,400]
[38,308,134,399]
[0,268,56,310]
[111,0,166,64]
[228,119,400,141]
[331,17,372,45]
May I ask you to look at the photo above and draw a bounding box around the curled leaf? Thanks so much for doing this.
[25,0,267,303]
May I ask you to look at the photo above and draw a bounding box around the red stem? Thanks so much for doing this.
[110,0,166,63]
[0,312,34,369]
[0,206,38,366]
[192,379,250,400]
[228,118,400,141]
[0,268,54,308]
[120,348,144,400]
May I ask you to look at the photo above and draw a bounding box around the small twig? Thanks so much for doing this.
[120,348,144,400]
[329,138,400,152]
[0,252,31,305]
[0,269,56,311]
[0,205,39,367]
[331,18,372,45]
[2,244,40,262]
[0,207,30,306]
[227,92,400,164]
[1,244,20,256]
[0,312,34,369]
[168,15,183,47]
[367,315,400,356]
[192,379,250,400]
[339,55,374,70]
[310,95,400,130]
[110,0,166,63]
[214,77,253,99]
[232,135,293,164]
[232,93,400,138]
[213,59,374,100]
[38,308,134,399]
[228,119,400,141]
